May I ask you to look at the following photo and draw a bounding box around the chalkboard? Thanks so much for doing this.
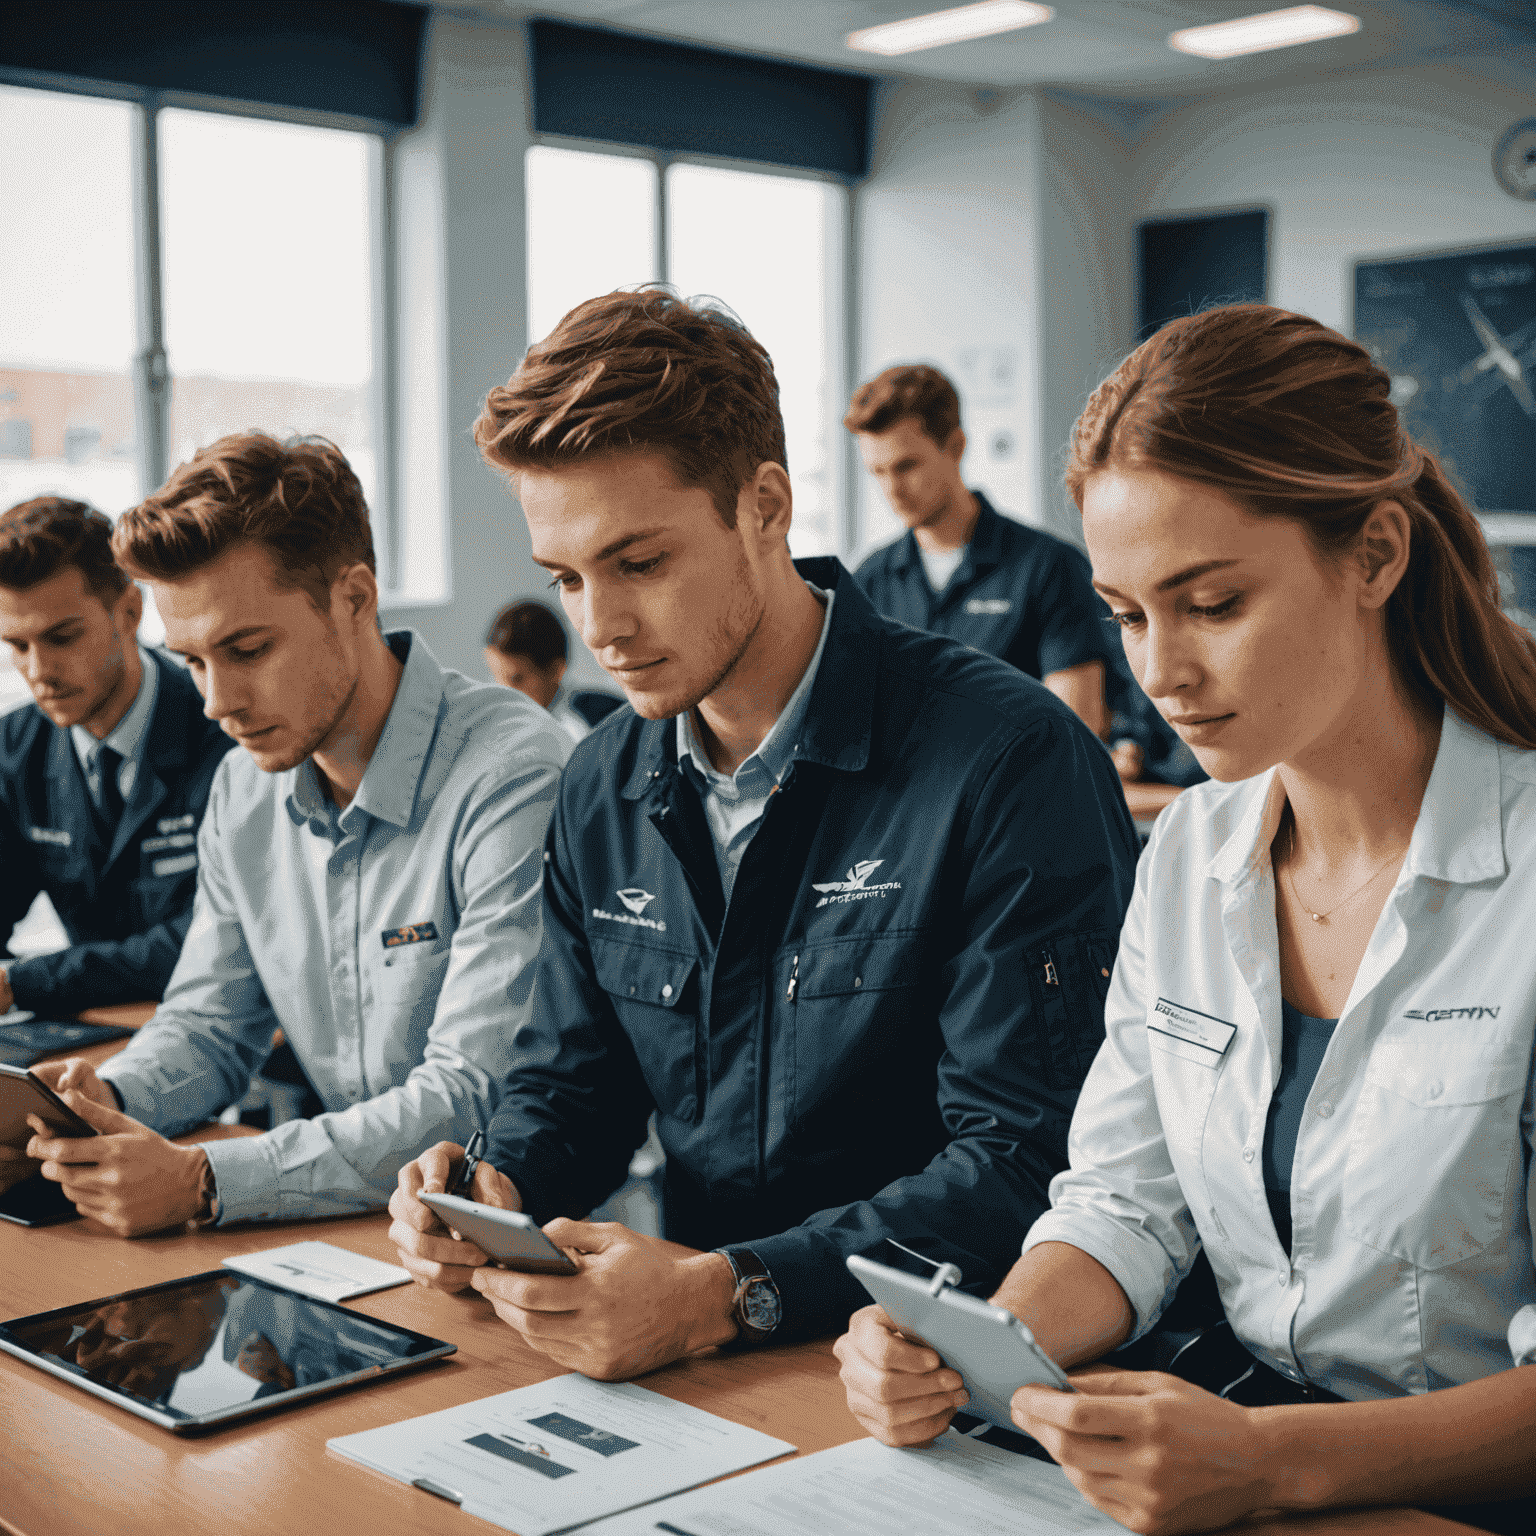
[1136,208,1269,343]
[1353,242,1536,516]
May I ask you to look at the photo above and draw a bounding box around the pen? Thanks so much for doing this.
[452,1130,486,1198]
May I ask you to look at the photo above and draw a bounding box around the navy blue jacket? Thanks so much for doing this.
[0,651,233,1013]
[484,559,1139,1340]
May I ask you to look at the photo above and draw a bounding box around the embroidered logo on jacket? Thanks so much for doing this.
[158,813,195,834]
[381,921,440,949]
[26,825,71,847]
[965,598,1011,615]
[812,859,903,908]
[593,888,667,932]
[617,888,656,916]
[1404,1005,1501,1021]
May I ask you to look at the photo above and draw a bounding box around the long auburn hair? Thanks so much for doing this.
[1066,303,1536,751]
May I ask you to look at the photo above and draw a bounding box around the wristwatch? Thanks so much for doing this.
[718,1246,782,1346]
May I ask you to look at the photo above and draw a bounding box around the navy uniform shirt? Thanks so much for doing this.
[482,558,1140,1342]
[853,492,1120,683]
[0,649,234,1013]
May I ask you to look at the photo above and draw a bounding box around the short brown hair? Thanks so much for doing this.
[0,496,131,606]
[1068,302,1536,751]
[844,364,961,447]
[486,599,567,669]
[113,432,375,610]
[474,287,786,528]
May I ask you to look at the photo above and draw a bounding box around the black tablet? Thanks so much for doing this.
[0,1061,98,1227]
[0,1019,133,1069]
[0,1270,456,1432]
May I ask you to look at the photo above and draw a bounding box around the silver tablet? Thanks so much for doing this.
[0,1269,455,1433]
[847,1254,1074,1430]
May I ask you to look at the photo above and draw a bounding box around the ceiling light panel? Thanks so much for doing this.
[847,1,1054,57]
[1168,5,1360,60]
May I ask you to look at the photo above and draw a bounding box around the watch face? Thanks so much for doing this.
[741,1278,782,1335]
[1495,119,1536,203]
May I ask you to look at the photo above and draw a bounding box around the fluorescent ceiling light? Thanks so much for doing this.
[847,1,1054,57]
[1169,5,1360,60]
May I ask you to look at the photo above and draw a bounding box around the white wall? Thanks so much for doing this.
[854,82,1044,559]
[1130,57,1536,332]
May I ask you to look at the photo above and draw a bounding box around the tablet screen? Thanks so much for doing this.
[0,1270,450,1426]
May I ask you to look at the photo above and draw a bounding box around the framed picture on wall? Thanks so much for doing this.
[1352,240,1536,518]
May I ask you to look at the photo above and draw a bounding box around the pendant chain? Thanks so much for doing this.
[1284,820,1405,924]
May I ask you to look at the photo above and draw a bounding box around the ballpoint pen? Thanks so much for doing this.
[451,1129,486,1198]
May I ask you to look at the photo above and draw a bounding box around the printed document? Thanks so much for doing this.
[584,1430,1123,1535]
[327,1373,795,1534]
[222,1240,411,1302]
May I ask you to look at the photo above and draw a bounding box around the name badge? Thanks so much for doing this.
[1149,997,1237,1069]
[382,921,440,950]
[142,832,196,853]
[158,813,195,835]
[27,825,71,848]
[152,852,198,877]
[965,598,1011,615]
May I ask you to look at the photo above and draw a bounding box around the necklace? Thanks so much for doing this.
[1284,821,1405,924]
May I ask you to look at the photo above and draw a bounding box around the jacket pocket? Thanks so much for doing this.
[1025,927,1121,1089]
[1344,1037,1529,1270]
[591,935,703,1123]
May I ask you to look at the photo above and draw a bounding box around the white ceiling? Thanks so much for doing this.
[469,0,1536,99]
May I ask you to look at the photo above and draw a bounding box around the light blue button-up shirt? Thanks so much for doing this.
[101,631,565,1223]
[676,584,833,902]
[70,644,158,808]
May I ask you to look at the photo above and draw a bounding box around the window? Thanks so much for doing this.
[526,145,847,558]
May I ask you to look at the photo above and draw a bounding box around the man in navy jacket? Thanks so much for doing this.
[0,498,232,1015]
[388,289,1139,1379]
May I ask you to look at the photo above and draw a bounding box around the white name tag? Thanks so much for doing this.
[26,825,71,848]
[152,852,199,877]
[1149,997,1237,1069]
[965,598,1011,615]
[158,813,195,834]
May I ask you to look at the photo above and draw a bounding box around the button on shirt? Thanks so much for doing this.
[100,631,565,1223]
[676,585,833,903]
[1025,709,1536,1400]
[70,645,158,811]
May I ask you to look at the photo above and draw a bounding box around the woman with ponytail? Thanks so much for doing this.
[836,305,1536,1533]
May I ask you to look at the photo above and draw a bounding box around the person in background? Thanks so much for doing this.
[24,434,564,1236]
[387,287,1138,1383]
[0,497,232,1017]
[847,364,1201,800]
[835,305,1536,1536]
[484,598,624,746]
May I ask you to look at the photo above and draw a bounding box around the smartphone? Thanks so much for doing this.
[847,1254,1074,1430]
[0,1063,99,1149]
[418,1191,580,1276]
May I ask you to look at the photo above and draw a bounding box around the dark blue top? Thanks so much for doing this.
[483,556,1141,1342]
[1263,999,1339,1252]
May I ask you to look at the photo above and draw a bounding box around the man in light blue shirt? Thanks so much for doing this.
[28,433,564,1234]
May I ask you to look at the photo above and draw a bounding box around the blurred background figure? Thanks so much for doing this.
[484,598,624,746]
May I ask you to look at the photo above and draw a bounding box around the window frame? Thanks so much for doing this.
[530,131,858,561]
[0,68,401,590]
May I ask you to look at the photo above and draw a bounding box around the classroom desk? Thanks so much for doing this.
[0,1202,1480,1536]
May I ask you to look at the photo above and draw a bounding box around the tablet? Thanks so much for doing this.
[419,1190,580,1275]
[0,1062,98,1227]
[847,1254,1074,1430]
[0,1270,455,1432]
[0,1019,133,1069]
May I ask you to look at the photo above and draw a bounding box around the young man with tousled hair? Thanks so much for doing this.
[25,434,565,1236]
[484,598,623,744]
[388,288,1139,1381]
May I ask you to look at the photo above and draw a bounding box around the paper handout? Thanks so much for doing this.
[327,1373,796,1535]
[222,1240,412,1302]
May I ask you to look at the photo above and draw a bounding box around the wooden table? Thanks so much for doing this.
[0,1017,1476,1536]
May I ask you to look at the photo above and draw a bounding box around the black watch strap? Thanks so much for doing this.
[718,1246,781,1346]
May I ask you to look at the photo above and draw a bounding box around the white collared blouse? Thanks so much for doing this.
[1024,709,1536,1400]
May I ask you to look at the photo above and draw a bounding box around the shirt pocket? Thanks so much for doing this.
[1344,1038,1530,1271]
[590,935,702,1123]
[374,939,454,1040]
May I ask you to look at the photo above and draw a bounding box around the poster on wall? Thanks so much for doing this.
[1353,241,1536,517]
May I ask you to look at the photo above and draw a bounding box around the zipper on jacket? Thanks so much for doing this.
[786,953,800,1003]
[1043,955,1058,987]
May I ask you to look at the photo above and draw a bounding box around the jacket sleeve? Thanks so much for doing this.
[745,714,1142,1340]
[1019,806,1203,1340]
[480,791,656,1219]
[0,794,43,962]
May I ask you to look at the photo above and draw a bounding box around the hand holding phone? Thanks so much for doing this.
[418,1192,579,1276]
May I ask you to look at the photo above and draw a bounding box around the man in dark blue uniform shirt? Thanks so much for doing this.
[0,497,232,1016]
[388,289,1138,1380]
[847,366,1202,793]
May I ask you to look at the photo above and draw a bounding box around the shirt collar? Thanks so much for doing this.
[889,489,1002,577]
[675,583,835,789]
[285,630,445,833]
[1206,708,1505,889]
[71,644,159,771]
